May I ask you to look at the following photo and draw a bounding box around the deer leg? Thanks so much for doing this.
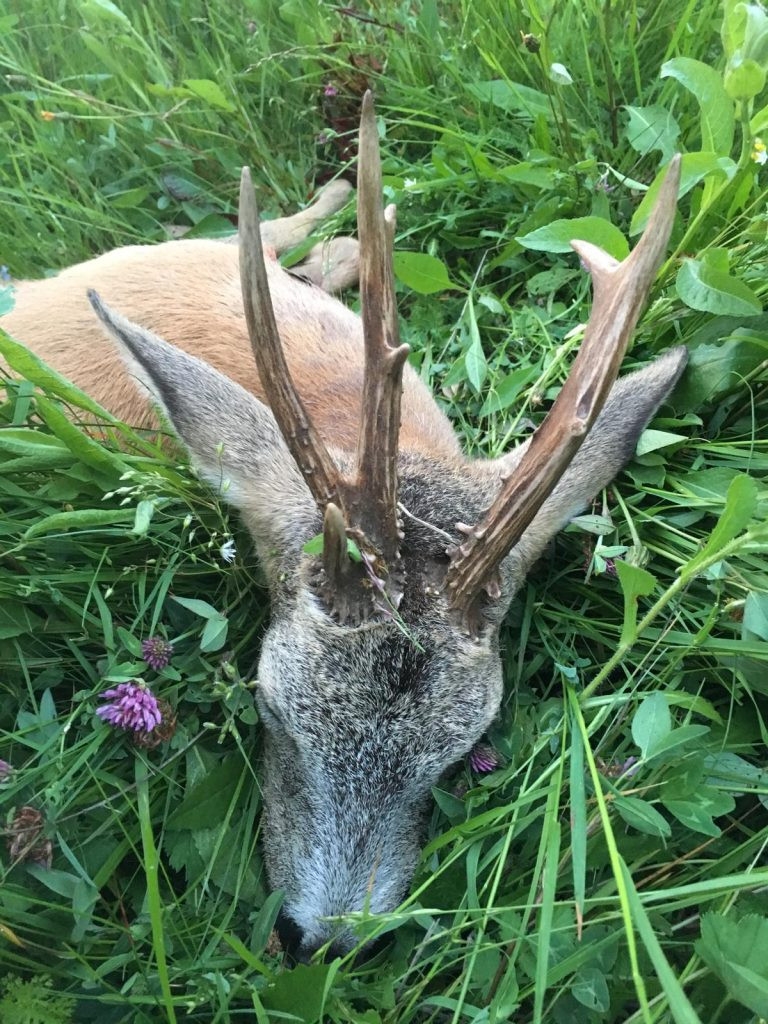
[287,236,360,291]
[258,178,353,254]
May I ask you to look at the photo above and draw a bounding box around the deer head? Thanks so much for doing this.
[88,94,685,960]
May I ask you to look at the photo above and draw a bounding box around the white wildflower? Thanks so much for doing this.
[219,538,236,564]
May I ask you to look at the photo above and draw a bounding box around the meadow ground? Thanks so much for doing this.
[1,1,768,1022]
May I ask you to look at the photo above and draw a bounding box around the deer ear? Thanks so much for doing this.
[485,347,688,580]
[88,291,316,570]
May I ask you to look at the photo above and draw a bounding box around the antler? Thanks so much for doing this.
[350,91,410,571]
[239,167,347,514]
[443,155,682,627]
[238,91,407,619]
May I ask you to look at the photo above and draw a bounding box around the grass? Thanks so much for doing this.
[1,0,768,1021]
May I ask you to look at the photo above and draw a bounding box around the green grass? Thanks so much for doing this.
[2,0,768,1021]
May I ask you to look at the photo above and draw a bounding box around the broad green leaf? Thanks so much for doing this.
[676,258,762,317]
[572,967,609,1012]
[620,859,703,1024]
[664,786,736,836]
[183,78,235,111]
[725,55,766,100]
[635,429,688,456]
[467,79,550,118]
[616,560,656,646]
[167,756,243,830]
[171,595,221,619]
[132,499,155,537]
[683,474,757,576]
[630,152,736,234]
[645,724,711,761]
[463,294,487,392]
[393,251,455,294]
[696,912,768,1018]
[614,795,671,838]
[260,962,336,1022]
[479,365,538,415]
[82,0,130,23]
[201,613,229,652]
[23,507,135,540]
[549,62,573,85]
[624,104,680,162]
[661,57,735,156]
[743,591,768,640]
[517,216,629,261]
[673,327,768,411]
[631,692,671,758]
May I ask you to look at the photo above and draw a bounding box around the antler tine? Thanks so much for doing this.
[352,91,410,571]
[444,155,682,627]
[238,167,346,514]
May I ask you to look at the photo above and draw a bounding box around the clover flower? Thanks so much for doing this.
[0,758,12,782]
[7,805,52,868]
[469,743,500,773]
[324,83,338,97]
[141,635,174,671]
[96,681,161,733]
[752,138,767,165]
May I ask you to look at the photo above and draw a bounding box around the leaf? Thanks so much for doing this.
[616,560,656,647]
[635,429,688,456]
[743,592,768,639]
[672,327,768,411]
[663,786,736,836]
[569,717,587,937]
[676,258,762,317]
[725,55,766,101]
[182,78,235,111]
[167,756,244,830]
[260,962,336,1022]
[620,859,703,1024]
[517,216,629,261]
[170,596,221,620]
[479,365,538,415]
[132,499,155,536]
[630,152,736,234]
[549,62,573,85]
[393,252,455,294]
[82,0,130,23]
[624,104,680,162]
[683,474,757,576]
[467,79,551,118]
[201,614,228,653]
[631,692,671,758]
[614,795,671,838]
[645,724,711,762]
[696,912,768,1017]
[572,967,610,1012]
[23,508,135,540]
[463,294,487,392]
[661,57,735,156]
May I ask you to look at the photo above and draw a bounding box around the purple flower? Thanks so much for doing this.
[469,743,499,773]
[141,636,174,671]
[0,758,12,781]
[97,681,161,733]
[324,83,338,97]
[0,265,10,282]
[621,755,639,777]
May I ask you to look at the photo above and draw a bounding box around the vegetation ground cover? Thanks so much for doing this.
[1,1,767,1021]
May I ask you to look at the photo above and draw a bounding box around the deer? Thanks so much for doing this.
[3,94,685,961]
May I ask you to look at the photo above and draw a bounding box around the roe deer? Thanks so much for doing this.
[4,94,686,960]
